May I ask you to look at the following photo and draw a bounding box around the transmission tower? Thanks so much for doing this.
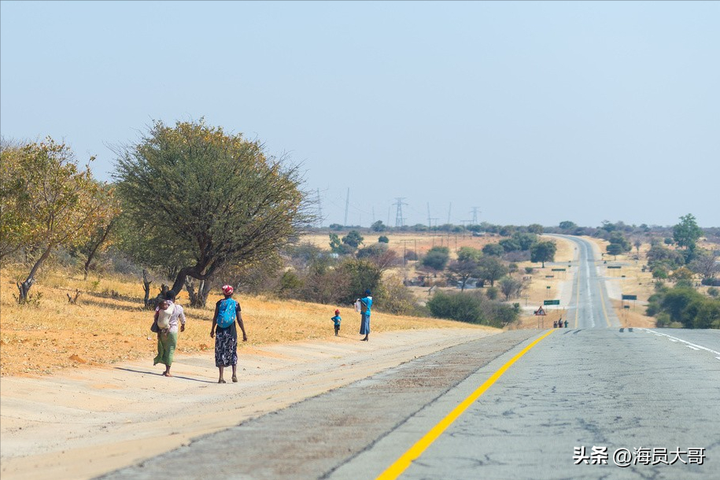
[471,207,481,225]
[394,197,407,227]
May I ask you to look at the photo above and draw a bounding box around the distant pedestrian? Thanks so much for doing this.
[210,285,247,384]
[331,309,342,336]
[564,320,569,328]
[358,289,373,341]
[553,321,557,328]
[153,291,186,377]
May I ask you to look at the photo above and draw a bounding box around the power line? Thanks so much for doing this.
[344,188,350,226]
[317,188,323,228]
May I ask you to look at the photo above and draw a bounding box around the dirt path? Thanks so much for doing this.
[0,328,498,480]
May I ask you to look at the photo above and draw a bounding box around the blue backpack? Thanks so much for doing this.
[217,299,237,328]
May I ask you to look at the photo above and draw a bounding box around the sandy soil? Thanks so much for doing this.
[0,327,498,480]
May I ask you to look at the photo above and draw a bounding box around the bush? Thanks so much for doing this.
[485,286,498,300]
[701,278,720,287]
[375,274,423,316]
[422,247,450,271]
[426,291,518,327]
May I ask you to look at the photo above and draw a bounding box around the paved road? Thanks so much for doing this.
[99,236,720,480]
[551,234,621,329]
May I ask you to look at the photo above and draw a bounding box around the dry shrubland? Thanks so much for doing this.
[0,267,490,377]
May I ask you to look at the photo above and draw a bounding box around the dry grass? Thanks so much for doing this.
[0,267,492,377]
[303,232,501,258]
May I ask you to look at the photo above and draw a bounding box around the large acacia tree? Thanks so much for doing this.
[114,120,312,306]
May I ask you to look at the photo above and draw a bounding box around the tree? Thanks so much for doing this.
[421,246,450,271]
[337,259,382,304]
[633,238,643,256]
[559,221,577,231]
[499,276,523,301]
[482,243,504,257]
[606,243,624,259]
[342,230,364,249]
[608,232,632,253]
[527,224,544,235]
[1,138,114,301]
[0,140,30,261]
[689,250,719,280]
[531,241,557,268]
[114,120,311,306]
[356,243,399,271]
[476,256,508,287]
[371,220,387,232]
[378,235,389,244]
[673,214,703,251]
[72,183,122,279]
[448,257,480,291]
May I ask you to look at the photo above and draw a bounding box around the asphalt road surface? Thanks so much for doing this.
[100,238,720,480]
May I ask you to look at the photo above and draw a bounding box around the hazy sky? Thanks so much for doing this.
[2,1,718,228]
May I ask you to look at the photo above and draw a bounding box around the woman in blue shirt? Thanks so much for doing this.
[359,289,373,341]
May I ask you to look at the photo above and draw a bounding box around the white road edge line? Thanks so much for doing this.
[640,328,720,359]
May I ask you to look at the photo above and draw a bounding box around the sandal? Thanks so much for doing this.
[232,375,238,383]
[218,379,226,384]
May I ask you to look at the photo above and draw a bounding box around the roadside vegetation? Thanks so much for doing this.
[2,123,718,338]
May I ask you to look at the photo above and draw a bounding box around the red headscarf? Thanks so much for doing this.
[221,285,234,296]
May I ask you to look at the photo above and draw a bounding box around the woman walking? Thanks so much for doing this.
[210,285,247,383]
[153,290,186,377]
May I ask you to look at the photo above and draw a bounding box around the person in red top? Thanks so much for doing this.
[210,285,247,384]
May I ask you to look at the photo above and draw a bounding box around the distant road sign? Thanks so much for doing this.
[534,307,546,316]
[607,266,622,269]
[544,299,560,306]
[551,268,566,272]
[622,294,638,300]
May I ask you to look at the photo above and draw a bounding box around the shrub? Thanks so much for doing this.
[426,291,517,327]
[422,247,450,271]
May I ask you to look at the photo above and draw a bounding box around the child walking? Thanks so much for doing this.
[331,309,341,336]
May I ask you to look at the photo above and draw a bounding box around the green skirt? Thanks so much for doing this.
[154,331,178,367]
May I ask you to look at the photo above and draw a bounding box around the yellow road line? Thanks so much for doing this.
[376,329,556,480]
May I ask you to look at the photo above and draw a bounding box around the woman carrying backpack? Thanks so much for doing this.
[210,284,247,384]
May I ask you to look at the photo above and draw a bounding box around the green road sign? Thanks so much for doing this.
[607,266,622,269]
[544,299,560,305]
[545,275,554,278]
[622,294,638,300]
[551,268,566,272]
